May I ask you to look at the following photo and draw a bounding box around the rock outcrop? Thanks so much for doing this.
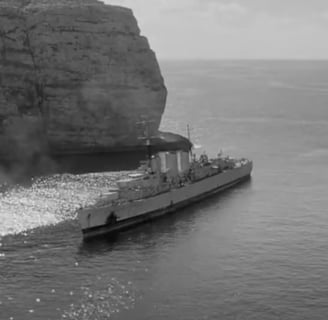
[0,0,169,161]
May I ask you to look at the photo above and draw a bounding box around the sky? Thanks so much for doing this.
[105,0,328,60]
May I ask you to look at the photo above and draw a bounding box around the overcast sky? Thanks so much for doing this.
[105,0,328,60]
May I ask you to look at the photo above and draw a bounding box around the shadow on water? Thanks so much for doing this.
[0,151,145,187]
[53,151,145,174]
[78,178,253,256]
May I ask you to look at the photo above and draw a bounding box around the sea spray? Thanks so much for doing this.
[0,171,133,237]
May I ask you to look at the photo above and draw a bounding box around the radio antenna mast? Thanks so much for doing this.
[187,124,194,160]
[137,117,156,167]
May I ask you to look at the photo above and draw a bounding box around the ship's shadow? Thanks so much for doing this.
[78,178,252,256]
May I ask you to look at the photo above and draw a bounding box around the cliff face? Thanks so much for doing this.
[0,0,167,159]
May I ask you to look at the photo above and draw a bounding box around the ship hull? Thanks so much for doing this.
[78,162,252,239]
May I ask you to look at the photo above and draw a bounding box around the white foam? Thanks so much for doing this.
[0,172,130,237]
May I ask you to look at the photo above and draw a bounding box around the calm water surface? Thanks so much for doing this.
[1,61,328,320]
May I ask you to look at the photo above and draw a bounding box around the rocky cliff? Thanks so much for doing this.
[0,0,169,162]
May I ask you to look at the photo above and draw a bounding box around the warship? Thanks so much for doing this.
[78,129,253,239]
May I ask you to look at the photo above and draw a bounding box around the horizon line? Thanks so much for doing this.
[158,58,328,62]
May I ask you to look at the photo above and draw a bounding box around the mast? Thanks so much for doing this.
[137,117,156,168]
[187,124,194,161]
[187,124,191,142]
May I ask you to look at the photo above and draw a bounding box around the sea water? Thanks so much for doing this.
[1,60,328,320]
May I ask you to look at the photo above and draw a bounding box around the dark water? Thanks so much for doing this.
[1,60,328,319]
